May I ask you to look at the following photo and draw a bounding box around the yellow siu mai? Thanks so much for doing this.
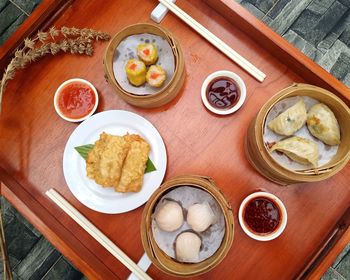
[137,43,158,65]
[146,65,167,88]
[125,59,146,86]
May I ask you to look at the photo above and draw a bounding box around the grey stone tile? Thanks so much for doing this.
[322,267,346,280]
[10,0,42,14]
[0,2,22,35]
[254,0,276,14]
[308,0,337,15]
[0,271,22,280]
[0,0,9,12]
[0,12,26,46]
[269,0,313,35]
[332,243,350,268]
[339,26,350,46]
[268,0,292,19]
[1,197,15,226]
[13,208,41,238]
[1,197,41,237]
[318,39,349,70]
[338,0,350,8]
[0,255,20,273]
[317,11,350,51]
[290,9,320,44]
[283,29,323,60]
[5,216,39,261]
[335,251,350,279]
[311,1,348,45]
[15,237,60,279]
[342,72,350,87]
[241,2,266,19]
[42,257,83,280]
[330,51,350,80]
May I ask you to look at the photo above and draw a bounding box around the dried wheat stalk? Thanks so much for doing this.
[0,26,110,113]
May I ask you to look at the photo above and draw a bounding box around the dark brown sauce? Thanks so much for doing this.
[244,197,281,234]
[206,77,240,110]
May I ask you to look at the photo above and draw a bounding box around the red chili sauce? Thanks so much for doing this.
[57,82,96,119]
[243,197,281,234]
[206,77,240,110]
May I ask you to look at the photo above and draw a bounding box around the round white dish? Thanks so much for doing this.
[63,110,167,214]
[201,70,246,115]
[238,191,287,241]
[54,78,99,122]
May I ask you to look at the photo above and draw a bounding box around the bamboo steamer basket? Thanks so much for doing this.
[141,175,234,277]
[103,23,185,108]
[245,83,350,185]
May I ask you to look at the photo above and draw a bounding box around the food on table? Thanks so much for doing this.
[243,196,280,234]
[86,132,150,192]
[146,65,167,87]
[175,232,201,263]
[155,201,184,232]
[187,202,215,232]
[270,136,319,167]
[307,103,340,146]
[117,134,150,192]
[87,132,129,187]
[268,99,307,136]
[56,81,96,120]
[206,77,240,110]
[125,59,147,86]
[137,43,158,65]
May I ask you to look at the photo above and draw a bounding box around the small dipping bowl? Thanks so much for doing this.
[201,70,246,115]
[238,191,287,241]
[54,78,98,122]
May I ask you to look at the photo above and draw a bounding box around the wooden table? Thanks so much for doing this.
[1,0,349,279]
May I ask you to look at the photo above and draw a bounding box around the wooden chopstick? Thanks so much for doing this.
[158,0,266,82]
[45,189,152,280]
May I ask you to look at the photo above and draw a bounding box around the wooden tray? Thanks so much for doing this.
[0,0,349,279]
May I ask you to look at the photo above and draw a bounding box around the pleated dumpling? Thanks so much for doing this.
[270,136,319,167]
[268,99,307,136]
[307,103,340,146]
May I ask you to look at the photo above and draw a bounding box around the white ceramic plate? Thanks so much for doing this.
[63,110,167,214]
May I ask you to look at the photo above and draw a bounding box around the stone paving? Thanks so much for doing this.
[237,0,350,88]
[1,197,84,280]
[0,0,42,45]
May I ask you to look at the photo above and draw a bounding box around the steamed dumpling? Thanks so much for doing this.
[270,136,319,167]
[125,59,146,86]
[268,99,307,136]
[137,43,158,65]
[187,203,216,232]
[307,103,340,146]
[175,232,201,263]
[155,201,184,232]
[146,65,166,87]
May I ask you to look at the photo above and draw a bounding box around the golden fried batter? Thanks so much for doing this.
[117,134,151,192]
[86,132,130,187]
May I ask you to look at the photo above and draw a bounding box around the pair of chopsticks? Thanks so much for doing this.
[158,0,266,82]
[46,189,152,280]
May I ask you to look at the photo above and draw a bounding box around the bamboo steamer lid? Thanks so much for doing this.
[245,83,350,185]
[141,175,234,277]
[103,23,185,108]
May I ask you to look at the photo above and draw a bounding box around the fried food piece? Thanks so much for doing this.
[116,134,151,192]
[86,132,130,187]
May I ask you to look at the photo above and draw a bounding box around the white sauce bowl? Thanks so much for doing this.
[201,70,246,115]
[238,191,287,241]
[54,78,99,122]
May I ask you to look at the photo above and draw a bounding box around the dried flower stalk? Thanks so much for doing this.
[0,26,110,113]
